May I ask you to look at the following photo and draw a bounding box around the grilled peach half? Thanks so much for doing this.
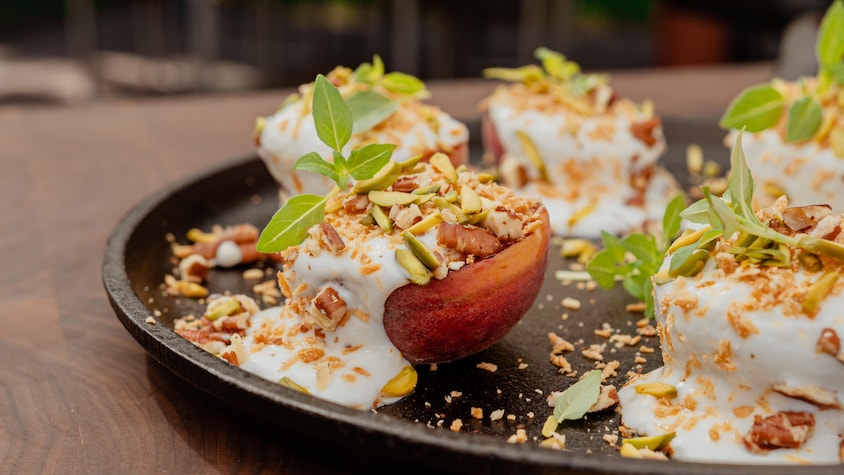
[383,207,550,364]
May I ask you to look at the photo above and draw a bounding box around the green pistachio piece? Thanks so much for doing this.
[359,214,376,226]
[797,251,823,272]
[405,211,443,235]
[633,382,677,398]
[622,432,676,450]
[803,271,839,316]
[353,160,402,193]
[413,193,436,205]
[368,190,419,207]
[433,196,469,223]
[371,205,393,233]
[430,153,458,184]
[412,184,440,195]
[477,173,495,184]
[442,189,459,203]
[207,298,241,321]
[380,365,418,397]
[278,376,310,394]
[466,208,490,226]
[668,249,709,278]
[516,130,549,182]
[399,154,424,173]
[460,186,483,214]
[395,248,432,285]
[798,236,844,261]
[403,231,440,270]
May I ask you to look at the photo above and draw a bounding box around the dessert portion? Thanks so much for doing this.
[617,136,844,464]
[720,0,844,210]
[255,56,469,199]
[480,47,679,238]
[176,75,549,409]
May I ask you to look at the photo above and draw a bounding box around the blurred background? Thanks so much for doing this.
[0,0,833,106]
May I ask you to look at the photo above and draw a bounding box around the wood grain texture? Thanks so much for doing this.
[0,63,772,474]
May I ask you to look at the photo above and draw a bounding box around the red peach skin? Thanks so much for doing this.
[383,207,550,364]
[481,111,504,162]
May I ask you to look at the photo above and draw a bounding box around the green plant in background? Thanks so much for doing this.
[719,0,844,141]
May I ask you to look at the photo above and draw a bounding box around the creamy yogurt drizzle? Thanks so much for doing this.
[486,99,675,238]
[258,98,468,197]
[237,231,430,409]
[619,260,844,464]
[729,130,844,213]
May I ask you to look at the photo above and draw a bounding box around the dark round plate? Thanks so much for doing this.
[102,119,840,474]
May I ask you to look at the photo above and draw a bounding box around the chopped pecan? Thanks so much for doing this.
[630,117,661,147]
[437,222,502,258]
[391,175,419,192]
[772,383,843,410]
[343,194,370,214]
[782,205,832,232]
[817,328,843,361]
[743,411,815,453]
[309,286,347,331]
[308,223,345,255]
[587,385,619,413]
[483,207,523,242]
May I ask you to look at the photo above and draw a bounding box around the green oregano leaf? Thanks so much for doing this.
[312,74,353,153]
[727,131,755,219]
[294,152,339,185]
[817,0,844,68]
[347,143,396,180]
[661,194,686,250]
[553,370,602,422]
[786,96,823,142]
[346,90,399,134]
[719,84,785,132]
[257,194,330,253]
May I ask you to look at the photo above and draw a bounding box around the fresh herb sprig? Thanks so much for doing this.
[674,131,844,272]
[344,55,427,134]
[256,74,396,253]
[483,47,608,97]
[719,0,844,141]
[585,194,686,318]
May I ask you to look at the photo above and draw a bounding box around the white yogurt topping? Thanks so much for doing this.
[258,97,468,197]
[486,94,675,238]
[619,258,844,464]
[729,129,844,213]
[239,232,415,409]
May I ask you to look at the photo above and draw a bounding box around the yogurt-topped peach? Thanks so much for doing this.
[480,47,679,238]
[176,155,549,409]
[255,57,469,199]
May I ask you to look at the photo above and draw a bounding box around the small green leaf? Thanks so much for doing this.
[312,74,353,153]
[643,278,655,319]
[381,72,426,96]
[825,61,844,84]
[661,194,686,250]
[786,96,823,142]
[346,90,399,134]
[586,250,622,289]
[294,152,339,185]
[668,243,698,276]
[257,194,330,253]
[354,55,385,84]
[719,84,784,132]
[817,0,844,67]
[553,370,602,422]
[482,65,545,83]
[679,198,710,224]
[622,273,648,303]
[347,144,395,180]
[727,131,755,218]
[620,234,658,265]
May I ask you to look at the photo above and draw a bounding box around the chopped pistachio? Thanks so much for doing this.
[442,189,459,203]
[541,415,559,437]
[399,154,424,172]
[430,153,458,183]
[477,173,495,184]
[405,211,443,235]
[278,376,310,394]
[762,181,788,199]
[433,196,469,223]
[186,228,218,244]
[380,366,418,397]
[368,190,419,207]
[460,186,483,214]
[667,249,709,278]
[403,232,440,270]
[633,382,677,398]
[619,443,644,459]
[515,130,549,182]
[686,144,703,175]
[568,203,596,227]
[702,160,722,178]
[797,251,823,272]
[668,227,709,254]
[396,248,431,285]
[466,208,490,226]
[802,271,839,316]
[412,184,440,195]
[353,160,402,193]
[207,298,241,321]
[371,205,393,233]
[622,432,676,450]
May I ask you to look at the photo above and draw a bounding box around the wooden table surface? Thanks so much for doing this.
[0,62,773,474]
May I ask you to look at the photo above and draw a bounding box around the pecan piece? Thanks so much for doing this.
[309,287,347,331]
[587,385,619,413]
[630,117,661,147]
[743,411,815,453]
[308,223,345,255]
[437,222,502,258]
[343,194,370,214]
[782,205,832,232]
[391,175,419,192]
[816,327,843,361]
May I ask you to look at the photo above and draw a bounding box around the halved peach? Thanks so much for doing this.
[383,207,550,364]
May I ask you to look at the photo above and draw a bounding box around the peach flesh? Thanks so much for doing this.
[383,208,550,364]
